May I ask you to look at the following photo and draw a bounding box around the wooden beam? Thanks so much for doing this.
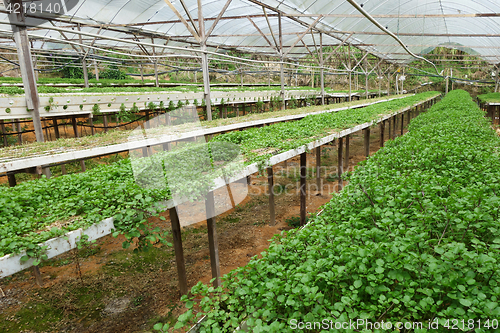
[324,33,354,63]
[401,112,404,135]
[364,128,370,157]
[179,0,200,37]
[151,37,159,88]
[32,266,43,287]
[300,152,307,226]
[71,117,86,172]
[319,33,324,105]
[315,146,321,190]
[77,23,89,88]
[283,16,322,57]
[279,12,285,109]
[7,0,44,143]
[205,0,233,41]
[169,207,188,296]
[198,0,212,121]
[263,7,279,51]
[267,167,276,226]
[7,173,16,187]
[246,16,279,54]
[205,191,221,287]
[163,0,201,42]
[380,120,385,148]
[337,137,343,190]
[344,135,350,175]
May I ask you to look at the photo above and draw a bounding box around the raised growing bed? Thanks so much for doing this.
[0,87,355,120]
[0,92,439,283]
[174,90,500,332]
[0,94,408,174]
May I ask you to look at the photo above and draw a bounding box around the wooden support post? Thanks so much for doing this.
[152,37,160,88]
[377,64,381,97]
[348,44,352,102]
[316,146,321,190]
[205,191,220,287]
[320,33,325,105]
[163,113,172,151]
[15,119,22,144]
[445,70,449,95]
[344,135,350,174]
[364,57,369,99]
[7,173,16,187]
[103,115,108,133]
[300,152,307,226]
[140,64,144,83]
[71,116,79,138]
[392,116,396,139]
[198,3,212,121]
[77,24,89,89]
[8,0,44,143]
[52,118,60,139]
[71,117,86,172]
[388,117,391,140]
[32,266,42,287]
[89,115,95,136]
[169,207,188,296]
[278,12,285,110]
[51,118,66,174]
[364,128,370,157]
[387,73,391,96]
[337,137,344,189]
[380,121,385,148]
[93,51,99,81]
[0,120,7,146]
[267,167,276,226]
[401,112,404,135]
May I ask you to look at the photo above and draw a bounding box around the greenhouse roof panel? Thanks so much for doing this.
[0,0,498,64]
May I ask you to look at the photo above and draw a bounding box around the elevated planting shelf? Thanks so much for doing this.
[0,95,405,174]
[0,89,357,120]
[0,94,440,280]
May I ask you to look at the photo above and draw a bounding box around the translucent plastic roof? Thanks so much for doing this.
[0,0,499,65]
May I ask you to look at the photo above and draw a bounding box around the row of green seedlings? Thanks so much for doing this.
[3,94,319,116]
[166,90,500,332]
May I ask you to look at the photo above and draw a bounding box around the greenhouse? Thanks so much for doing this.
[0,0,499,332]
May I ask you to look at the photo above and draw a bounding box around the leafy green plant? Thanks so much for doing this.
[5,107,11,113]
[147,102,157,112]
[92,103,101,115]
[153,323,170,332]
[256,97,264,112]
[173,90,500,332]
[284,215,309,228]
[130,102,139,113]
[44,97,56,112]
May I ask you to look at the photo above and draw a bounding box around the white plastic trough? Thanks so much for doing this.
[0,95,408,174]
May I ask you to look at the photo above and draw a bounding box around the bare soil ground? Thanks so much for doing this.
[0,117,406,333]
